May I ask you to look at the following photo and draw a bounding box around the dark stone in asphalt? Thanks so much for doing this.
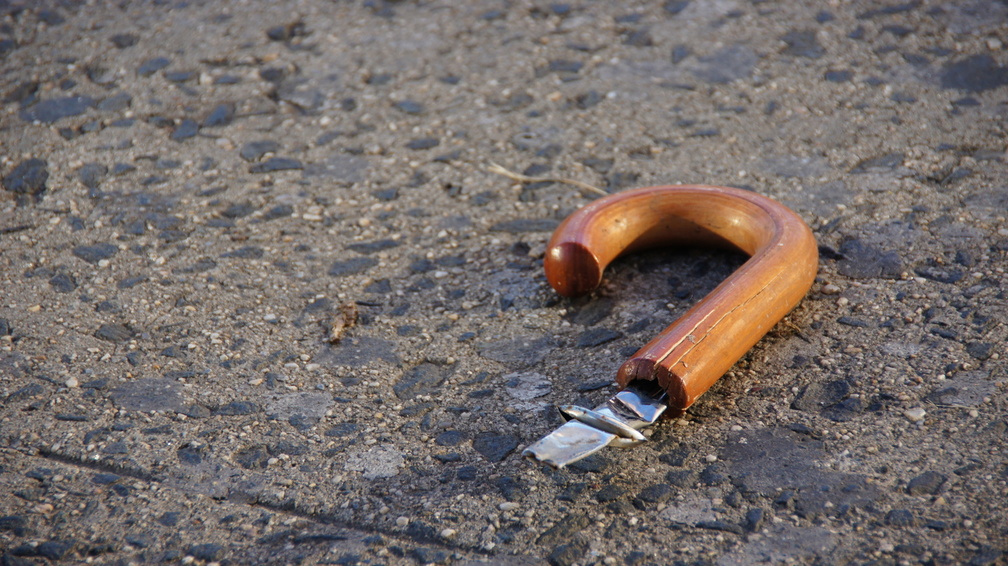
[575,327,622,348]
[276,78,325,112]
[249,156,302,172]
[914,265,964,284]
[117,275,146,289]
[92,473,120,485]
[851,152,905,173]
[109,33,138,48]
[792,380,849,412]
[109,378,184,412]
[969,547,1004,566]
[0,515,28,537]
[395,99,424,114]
[565,298,614,326]
[49,273,76,293]
[489,218,560,233]
[537,513,590,547]
[165,70,196,83]
[434,430,465,446]
[940,55,1008,92]
[346,239,400,254]
[317,337,399,366]
[691,44,759,84]
[328,256,378,276]
[303,154,370,183]
[221,202,256,219]
[745,508,765,531]
[94,323,133,343]
[696,520,744,535]
[77,162,107,190]
[548,539,589,566]
[781,30,824,59]
[266,22,308,42]
[594,484,626,502]
[548,59,583,74]
[722,427,880,513]
[837,316,870,327]
[966,342,994,360]
[97,92,132,111]
[824,70,853,82]
[406,547,446,564]
[233,445,270,469]
[885,509,915,526]
[240,140,281,161]
[907,471,945,495]
[472,432,518,462]
[261,204,293,221]
[822,397,862,422]
[73,243,118,264]
[3,158,48,199]
[478,335,557,367]
[214,401,259,416]
[189,543,224,561]
[171,119,199,141]
[365,279,391,294]
[137,57,171,76]
[699,463,728,485]
[19,96,94,123]
[665,469,697,487]
[325,422,360,437]
[203,103,235,127]
[158,512,181,527]
[623,28,653,48]
[36,540,75,560]
[837,239,903,279]
[405,137,439,150]
[636,484,673,504]
[4,384,44,404]
[394,363,448,400]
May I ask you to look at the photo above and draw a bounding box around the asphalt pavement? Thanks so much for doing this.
[1,1,1006,564]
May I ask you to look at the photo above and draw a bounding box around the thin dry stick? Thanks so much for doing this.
[487,162,608,197]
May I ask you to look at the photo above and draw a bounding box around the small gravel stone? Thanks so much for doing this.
[904,407,926,423]
[3,158,48,200]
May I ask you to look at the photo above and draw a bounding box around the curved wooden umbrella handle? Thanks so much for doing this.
[545,185,818,416]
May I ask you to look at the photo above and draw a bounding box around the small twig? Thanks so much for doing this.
[487,162,607,197]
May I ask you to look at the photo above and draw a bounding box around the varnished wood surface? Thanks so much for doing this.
[544,185,818,416]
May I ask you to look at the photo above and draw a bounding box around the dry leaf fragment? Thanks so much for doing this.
[327,302,358,344]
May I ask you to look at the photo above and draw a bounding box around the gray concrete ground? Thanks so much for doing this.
[1,0,1007,564]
